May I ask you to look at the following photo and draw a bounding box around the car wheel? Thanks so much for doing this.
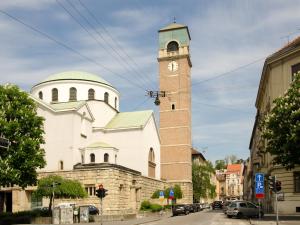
[185,210,189,215]
[236,212,243,219]
[227,215,232,218]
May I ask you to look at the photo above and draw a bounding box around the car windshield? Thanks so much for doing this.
[229,202,237,208]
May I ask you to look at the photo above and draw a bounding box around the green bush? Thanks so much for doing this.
[163,205,171,209]
[0,209,51,225]
[140,200,151,210]
[150,204,162,212]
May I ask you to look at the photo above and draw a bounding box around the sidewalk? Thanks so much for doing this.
[250,214,300,225]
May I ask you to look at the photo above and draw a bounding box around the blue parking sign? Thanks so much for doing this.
[255,173,264,198]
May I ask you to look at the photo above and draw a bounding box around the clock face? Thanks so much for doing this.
[168,61,178,72]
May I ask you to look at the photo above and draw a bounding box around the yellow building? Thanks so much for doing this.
[249,37,300,214]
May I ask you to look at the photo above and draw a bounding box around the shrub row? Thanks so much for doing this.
[140,200,163,212]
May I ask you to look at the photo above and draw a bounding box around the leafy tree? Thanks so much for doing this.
[192,162,216,202]
[260,72,300,169]
[34,175,87,212]
[225,154,238,164]
[215,160,226,170]
[0,84,46,188]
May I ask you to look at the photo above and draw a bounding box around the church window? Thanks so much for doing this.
[69,87,77,101]
[38,91,43,100]
[172,104,175,110]
[85,185,96,196]
[90,153,95,163]
[294,172,300,193]
[81,155,84,164]
[88,88,95,100]
[115,97,118,109]
[59,160,63,170]
[167,41,179,52]
[104,92,109,104]
[115,154,117,164]
[52,88,58,102]
[104,153,109,162]
[148,148,156,178]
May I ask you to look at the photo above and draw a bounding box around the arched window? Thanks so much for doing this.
[114,97,118,109]
[115,154,117,164]
[59,161,63,170]
[88,88,95,100]
[167,41,179,52]
[69,87,77,101]
[148,148,156,178]
[104,153,109,162]
[104,92,109,104]
[172,104,175,110]
[90,153,95,163]
[52,88,58,102]
[38,91,43,100]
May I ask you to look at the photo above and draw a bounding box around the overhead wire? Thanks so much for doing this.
[55,0,149,91]
[0,9,146,91]
[77,0,157,90]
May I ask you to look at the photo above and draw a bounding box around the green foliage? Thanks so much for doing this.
[215,160,226,170]
[34,175,87,211]
[192,162,216,201]
[260,72,300,169]
[151,184,183,199]
[140,200,151,210]
[0,84,46,188]
[150,204,163,212]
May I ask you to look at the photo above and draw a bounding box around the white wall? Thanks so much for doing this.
[87,101,117,128]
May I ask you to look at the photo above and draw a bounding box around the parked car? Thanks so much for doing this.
[87,205,100,215]
[186,204,195,213]
[222,201,233,214]
[211,201,223,210]
[172,204,189,216]
[192,203,202,212]
[226,201,263,218]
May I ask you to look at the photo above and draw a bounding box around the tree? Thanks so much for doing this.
[260,72,300,169]
[192,162,216,202]
[151,184,182,199]
[225,154,238,165]
[34,175,87,212]
[0,84,46,188]
[215,160,226,170]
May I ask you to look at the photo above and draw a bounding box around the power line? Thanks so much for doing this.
[131,96,151,110]
[78,0,157,89]
[0,9,146,91]
[55,0,149,90]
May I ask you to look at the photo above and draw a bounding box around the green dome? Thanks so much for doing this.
[38,71,112,86]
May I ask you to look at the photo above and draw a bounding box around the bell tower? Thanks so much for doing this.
[158,23,192,203]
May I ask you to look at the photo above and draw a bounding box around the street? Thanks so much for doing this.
[143,209,250,225]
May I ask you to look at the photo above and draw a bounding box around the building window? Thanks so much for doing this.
[292,63,300,81]
[172,104,175,110]
[115,97,118,109]
[104,92,109,104]
[81,155,84,163]
[90,153,95,163]
[148,147,156,178]
[38,91,43,100]
[69,87,77,101]
[104,153,109,162]
[52,88,58,102]
[167,41,179,52]
[59,161,63,170]
[85,185,96,196]
[294,172,300,193]
[115,154,117,164]
[88,88,95,100]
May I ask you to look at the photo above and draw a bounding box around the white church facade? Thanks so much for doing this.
[31,71,160,179]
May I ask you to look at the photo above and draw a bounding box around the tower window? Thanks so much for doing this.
[167,41,179,52]
[52,88,58,102]
[90,153,95,163]
[88,88,95,100]
[69,87,77,101]
[172,104,176,110]
[59,161,63,170]
[104,153,109,162]
[104,92,109,104]
[38,91,43,100]
[115,97,118,109]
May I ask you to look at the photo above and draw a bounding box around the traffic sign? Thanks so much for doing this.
[255,173,264,198]
[169,189,174,199]
[159,191,164,202]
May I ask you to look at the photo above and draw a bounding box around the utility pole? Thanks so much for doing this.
[275,175,279,225]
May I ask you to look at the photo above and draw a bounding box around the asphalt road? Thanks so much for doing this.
[144,209,251,225]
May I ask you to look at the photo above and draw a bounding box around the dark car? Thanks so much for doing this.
[80,205,99,215]
[172,204,189,216]
[222,201,233,214]
[211,201,223,210]
[186,204,195,213]
[192,203,202,212]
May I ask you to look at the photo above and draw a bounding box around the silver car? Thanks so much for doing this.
[226,201,263,218]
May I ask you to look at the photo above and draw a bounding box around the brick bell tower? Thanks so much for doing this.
[158,23,193,203]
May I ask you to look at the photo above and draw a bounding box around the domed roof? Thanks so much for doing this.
[36,71,112,87]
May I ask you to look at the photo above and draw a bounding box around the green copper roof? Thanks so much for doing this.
[50,101,86,110]
[159,23,187,31]
[105,110,153,129]
[39,71,112,86]
[87,142,113,148]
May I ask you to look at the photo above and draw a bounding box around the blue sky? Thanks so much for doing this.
[1,0,300,163]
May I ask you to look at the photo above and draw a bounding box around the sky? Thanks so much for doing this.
[1,0,300,164]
